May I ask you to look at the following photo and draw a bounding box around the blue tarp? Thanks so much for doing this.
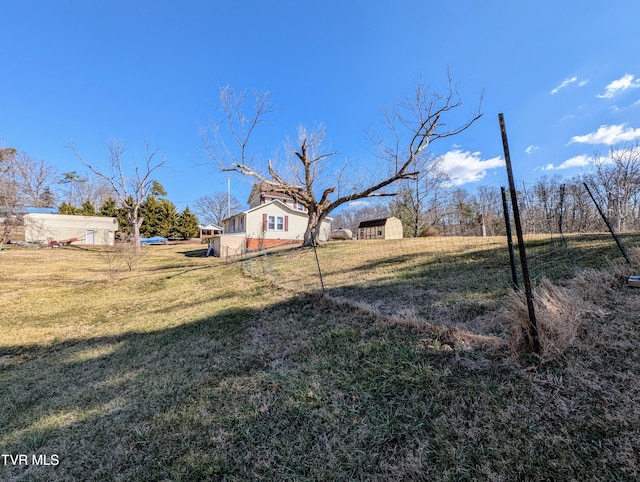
[140,236,168,245]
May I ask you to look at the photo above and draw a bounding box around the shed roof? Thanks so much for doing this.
[358,218,390,228]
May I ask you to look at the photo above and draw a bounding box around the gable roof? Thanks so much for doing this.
[248,182,286,204]
[358,217,391,228]
[247,182,305,205]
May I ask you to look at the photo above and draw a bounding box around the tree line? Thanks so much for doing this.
[1,146,199,245]
[4,76,640,249]
[4,139,640,248]
[332,141,640,238]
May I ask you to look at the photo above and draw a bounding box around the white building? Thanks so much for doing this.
[211,183,332,256]
[23,213,118,246]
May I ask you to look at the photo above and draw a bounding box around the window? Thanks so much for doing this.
[267,215,285,231]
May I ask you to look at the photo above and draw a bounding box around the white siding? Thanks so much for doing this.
[224,200,332,244]
[24,214,118,245]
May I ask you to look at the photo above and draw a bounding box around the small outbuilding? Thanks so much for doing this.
[200,224,224,238]
[23,213,118,246]
[207,233,247,258]
[357,216,403,240]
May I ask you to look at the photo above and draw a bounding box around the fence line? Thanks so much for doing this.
[235,180,640,331]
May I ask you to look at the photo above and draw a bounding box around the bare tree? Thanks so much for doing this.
[476,185,503,236]
[194,192,241,226]
[389,153,450,237]
[0,148,21,245]
[58,171,88,206]
[590,141,640,232]
[13,152,58,207]
[332,203,391,235]
[204,79,482,247]
[68,140,167,251]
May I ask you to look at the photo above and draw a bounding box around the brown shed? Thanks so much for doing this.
[357,216,403,240]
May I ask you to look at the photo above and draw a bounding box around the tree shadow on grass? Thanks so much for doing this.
[1,285,638,481]
[2,235,639,481]
[0,302,267,481]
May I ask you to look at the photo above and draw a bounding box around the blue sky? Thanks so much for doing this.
[2,1,639,211]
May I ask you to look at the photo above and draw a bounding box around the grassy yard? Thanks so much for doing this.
[1,240,639,481]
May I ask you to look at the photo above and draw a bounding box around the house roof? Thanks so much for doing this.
[247,182,304,205]
[23,212,119,230]
[358,217,391,228]
[200,224,223,231]
[24,206,59,214]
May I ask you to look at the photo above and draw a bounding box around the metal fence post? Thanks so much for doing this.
[499,113,541,353]
[501,186,520,291]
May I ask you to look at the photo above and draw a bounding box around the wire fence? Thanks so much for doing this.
[236,181,640,327]
[513,180,640,281]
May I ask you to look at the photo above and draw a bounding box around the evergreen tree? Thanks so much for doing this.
[139,195,161,237]
[78,199,97,216]
[176,207,200,239]
[157,198,178,238]
[39,187,57,208]
[58,201,78,215]
[150,180,167,197]
[116,195,135,236]
[139,195,178,238]
[99,197,118,217]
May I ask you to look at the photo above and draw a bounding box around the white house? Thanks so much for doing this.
[212,183,331,256]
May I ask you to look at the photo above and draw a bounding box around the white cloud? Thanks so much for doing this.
[347,200,370,208]
[570,124,640,145]
[438,150,504,185]
[597,74,640,99]
[525,145,539,154]
[578,79,589,87]
[542,155,593,171]
[551,77,577,95]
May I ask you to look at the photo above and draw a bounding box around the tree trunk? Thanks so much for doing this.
[133,220,142,253]
[129,208,143,253]
[301,210,325,247]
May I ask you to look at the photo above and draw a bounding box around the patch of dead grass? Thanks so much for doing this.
[2,241,640,480]
[497,270,612,358]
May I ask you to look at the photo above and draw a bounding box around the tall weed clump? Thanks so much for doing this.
[499,270,612,358]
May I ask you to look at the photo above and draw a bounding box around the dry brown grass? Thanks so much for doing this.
[2,241,640,480]
[498,272,613,358]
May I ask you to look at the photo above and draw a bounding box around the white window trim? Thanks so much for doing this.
[267,215,285,231]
